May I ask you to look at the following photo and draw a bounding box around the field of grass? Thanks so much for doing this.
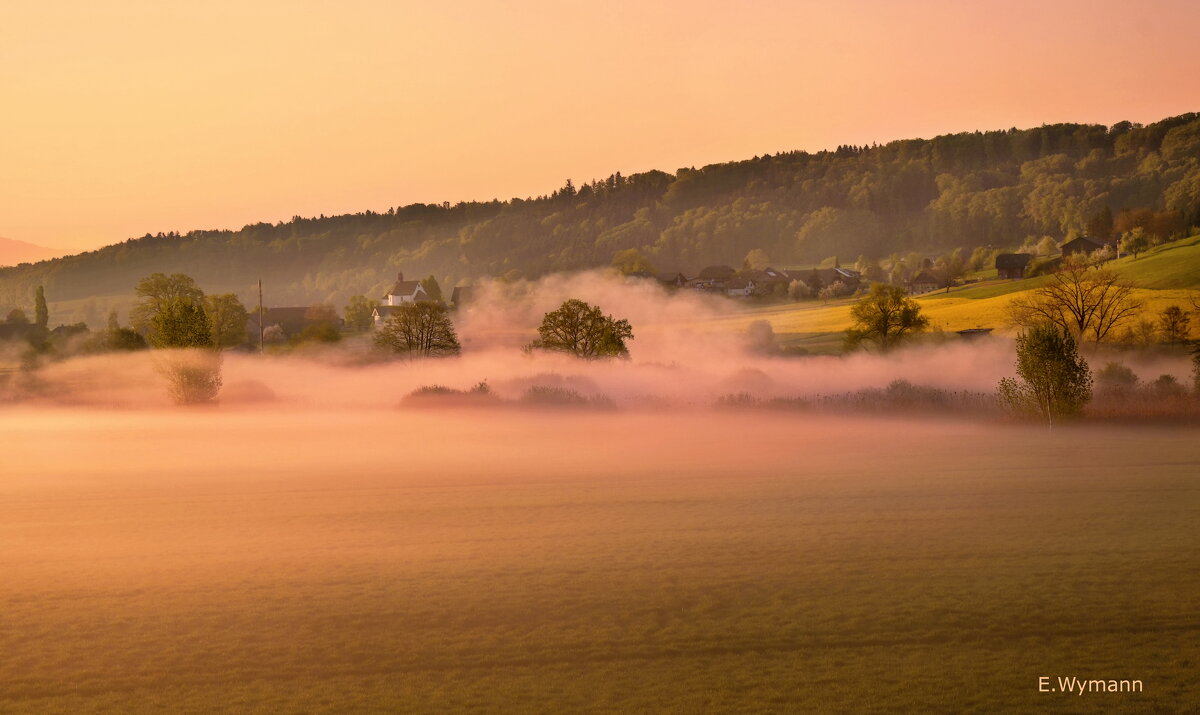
[715,234,1200,353]
[2,409,1197,712]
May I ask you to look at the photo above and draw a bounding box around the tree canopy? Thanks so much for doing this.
[149,296,213,349]
[844,284,929,351]
[527,299,633,359]
[132,273,206,343]
[344,295,377,332]
[999,324,1093,426]
[374,302,461,358]
[204,294,248,349]
[4,113,1198,314]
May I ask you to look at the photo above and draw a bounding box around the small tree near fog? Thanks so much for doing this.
[527,299,633,359]
[374,302,461,358]
[998,323,1092,427]
[344,295,377,332]
[844,283,928,352]
[135,273,222,405]
[744,320,777,355]
[1158,305,1190,345]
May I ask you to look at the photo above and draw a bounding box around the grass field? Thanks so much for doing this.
[2,409,1197,713]
[713,235,1200,353]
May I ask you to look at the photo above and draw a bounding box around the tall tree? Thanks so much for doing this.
[131,273,205,341]
[420,275,443,302]
[204,293,249,350]
[998,324,1093,427]
[344,295,378,332]
[34,286,48,329]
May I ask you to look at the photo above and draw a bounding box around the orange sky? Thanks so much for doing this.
[3,0,1197,251]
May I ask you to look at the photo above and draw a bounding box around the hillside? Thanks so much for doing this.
[717,234,1200,353]
[2,112,1199,324]
[0,237,62,268]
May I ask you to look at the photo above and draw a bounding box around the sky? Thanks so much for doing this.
[2,0,1198,251]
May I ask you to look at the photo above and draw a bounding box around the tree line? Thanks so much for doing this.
[2,114,1199,318]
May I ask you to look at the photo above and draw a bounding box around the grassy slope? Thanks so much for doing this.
[716,235,1200,353]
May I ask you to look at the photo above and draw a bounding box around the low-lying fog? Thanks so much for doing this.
[1,270,1191,410]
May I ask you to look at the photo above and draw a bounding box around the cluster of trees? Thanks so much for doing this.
[130,273,248,351]
[3,114,1198,316]
[373,297,633,361]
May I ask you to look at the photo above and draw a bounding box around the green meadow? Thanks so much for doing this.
[708,234,1200,353]
[2,410,1196,713]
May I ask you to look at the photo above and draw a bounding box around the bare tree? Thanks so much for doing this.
[1008,264,1142,343]
[374,302,461,358]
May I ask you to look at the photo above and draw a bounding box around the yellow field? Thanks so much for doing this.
[2,409,1197,712]
[712,235,1200,352]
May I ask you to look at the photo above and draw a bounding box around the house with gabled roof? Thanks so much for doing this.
[907,271,941,295]
[995,253,1032,279]
[382,272,428,306]
[1060,235,1115,258]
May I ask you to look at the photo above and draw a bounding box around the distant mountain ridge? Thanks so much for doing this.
[0,237,63,267]
[1,112,1198,317]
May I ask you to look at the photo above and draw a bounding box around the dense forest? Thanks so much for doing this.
[3,113,1199,319]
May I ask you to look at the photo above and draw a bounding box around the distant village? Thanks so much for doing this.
[0,234,1123,349]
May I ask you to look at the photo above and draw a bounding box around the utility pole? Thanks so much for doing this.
[258,280,265,354]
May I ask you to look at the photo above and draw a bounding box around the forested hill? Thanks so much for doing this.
[3,113,1199,316]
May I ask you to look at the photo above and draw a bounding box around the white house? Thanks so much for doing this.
[382,272,428,306]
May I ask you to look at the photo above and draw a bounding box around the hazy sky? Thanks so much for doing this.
[3,0,1197,251]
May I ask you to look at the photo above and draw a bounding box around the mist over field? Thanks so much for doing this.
[2,402,1197,712]
[5,269,1193,412]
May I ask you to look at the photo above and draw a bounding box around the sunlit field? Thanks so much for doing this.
[712,234,1200,353]
[2,408,1196,713]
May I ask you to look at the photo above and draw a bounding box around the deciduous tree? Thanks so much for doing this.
[374,302,461,358]
[344,295,377,332]
[204,294,248,350]
[150,297,213,349]
[1158,305,1190,344]
[132,273,205,342]
[1008,264,1142,343]
[611,248,656,275]
[844,284,928,351]
[527,299,633,359]
[998,323,1092,427]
